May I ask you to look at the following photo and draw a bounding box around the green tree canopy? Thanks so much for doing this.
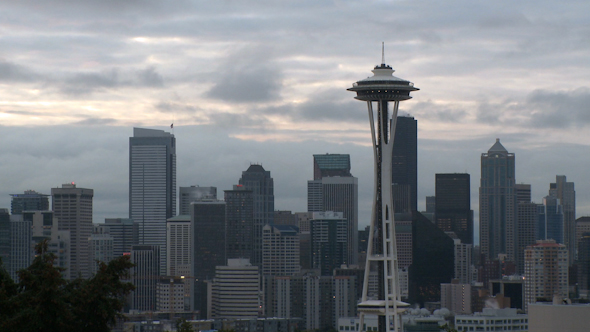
[0,240,134,332]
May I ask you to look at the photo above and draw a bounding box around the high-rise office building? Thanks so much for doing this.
[480,139,516,262]
[408,212,455,305]
[179,186,217,216]
[192,200,226,317]
[262,224,300,276]
[29,211,70,277]
[131,245,161,312]
[577,233,590,298]
[391,115,418,214]
[441,282,472,314]
[310,211,348,276]
[104,218,139,257]
[308,154,358,265]
[88,226,114,276]
[10,190,49,214]
[435,173,473,245]
[425,196,435,213]
[225,185,254,261]
[129,127,176,275]
[524,240,568,312]
[537,196,564,244]
[239,165,274,267]
[576,217,590,259]
[51,183,93,279]
[516,191,538,275]
[0,209,10,273]
[549,175,576,264]
[8,215,32,280]
[209,258,260,319]
[166,215,192,277]
[274,210,299,227]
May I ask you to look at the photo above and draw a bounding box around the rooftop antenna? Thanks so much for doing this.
[381,41,385,64]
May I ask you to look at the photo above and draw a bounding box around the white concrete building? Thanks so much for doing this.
[455,308,528,332]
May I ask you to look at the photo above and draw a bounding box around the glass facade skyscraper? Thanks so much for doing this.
[480,139,516,262]
[129,127,176,275]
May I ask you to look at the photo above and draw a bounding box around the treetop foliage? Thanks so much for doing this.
[0,240,134,332]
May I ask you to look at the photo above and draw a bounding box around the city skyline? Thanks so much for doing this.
[1,1,590,244]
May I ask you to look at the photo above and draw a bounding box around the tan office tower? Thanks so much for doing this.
[51,183,93,279]
[524,240,568,312]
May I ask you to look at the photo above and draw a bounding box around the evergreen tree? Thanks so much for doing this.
[0,240,134,332]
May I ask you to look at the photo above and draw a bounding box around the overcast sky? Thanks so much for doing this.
[1,1,589,243]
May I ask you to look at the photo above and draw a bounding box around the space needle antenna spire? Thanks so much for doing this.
[348,51,419,332]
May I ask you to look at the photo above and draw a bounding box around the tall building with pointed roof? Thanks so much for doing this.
[480,139,516,262]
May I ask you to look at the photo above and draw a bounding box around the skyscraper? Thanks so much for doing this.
[262,224,300,276]
[225,185,254,261]
[524,240,568,312]
[104,218,139,257]
[51,183,93,279]
[129,127,176,274]
[209,258,260,319]
[549,175,576,265]
[10,190,49,214]
[435,173,473,245]
[391,115,417,214]
[515,184,538,274]
[239,164,274,266]
[131,245,161,312]
[166,215,192,277]
[537,196,564,244]
[308,154,358,265]
[192,200,226,317]
[310,211,348,276]
[480,139,516,262]
[179,186,217,216]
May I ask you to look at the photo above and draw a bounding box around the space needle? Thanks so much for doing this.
[347,50,419,332]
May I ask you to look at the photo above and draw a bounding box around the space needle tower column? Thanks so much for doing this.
[348,58,418,332]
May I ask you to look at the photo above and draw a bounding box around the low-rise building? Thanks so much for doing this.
[455,308,528,332]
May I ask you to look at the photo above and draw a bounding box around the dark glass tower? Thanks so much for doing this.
[435,173,473,245]
[392,116,417,214]
[10,190,49,214]
[224,185,254,261]
[239,164,274,266]
[192,200,226,318]
[480,139,516,262]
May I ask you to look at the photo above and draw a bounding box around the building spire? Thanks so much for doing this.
[381,41,385,65]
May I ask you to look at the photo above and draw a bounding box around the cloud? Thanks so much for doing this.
[72,117,119,126]
[0,60,39,82]
[57,66,165,95]
[206,46,283,103]
[474,88,590,129]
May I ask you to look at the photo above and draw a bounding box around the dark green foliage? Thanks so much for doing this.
[0,240,134,332]
[176,318,195,332]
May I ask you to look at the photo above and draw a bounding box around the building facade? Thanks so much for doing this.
[10,190,49,214]
[239,165,274,267]
[310,211,348,276]
[308,154,358,265]
[391,115,418,214]
[549,175,575,264]
[179,186,217,216]
[262,224,300,276]
[131,245,161,312]
[225,186,254,261]
[51,183,93,279]
[480,139,516,262]
[209,258,260,319]
[524,240,568,312]
[435,173,473,245]
[129,127,176,275]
